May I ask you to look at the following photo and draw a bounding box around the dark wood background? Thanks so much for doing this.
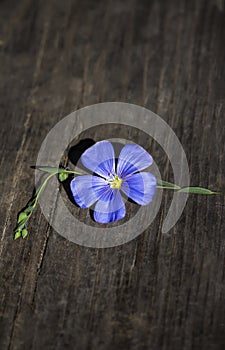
[0,0,225,349]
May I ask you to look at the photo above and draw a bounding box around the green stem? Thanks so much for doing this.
[34,172,57,207]
[156,186,179,190]
[21,173,57,230]
[14,170,73,239]
[63,170,85,175]
[14,167,221,240]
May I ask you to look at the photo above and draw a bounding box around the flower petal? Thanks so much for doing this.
[94,189,125,224]
[121,172,156,205]
[70,175,109,208]
[117,144,153,177]
[81,140,115,178]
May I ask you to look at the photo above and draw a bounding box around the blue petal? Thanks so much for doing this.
[94,189,126,224]
[81,141,115,178]
[70,175,109,208]
[121,172,156,205]
[117,144,153,178]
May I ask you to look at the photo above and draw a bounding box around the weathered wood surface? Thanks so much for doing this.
[0,0,225,349]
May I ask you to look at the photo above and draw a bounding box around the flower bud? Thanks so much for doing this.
[22,228,28,239]
[18,212,27,224]
[14,230,21,240]
[59,172,69,182]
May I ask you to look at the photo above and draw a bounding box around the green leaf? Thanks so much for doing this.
[35,166,65,174]
[58,172,69,182]
[22,228,28,239]
[178,187,220,194]
[17,221,26,230]
[157,180,181,190]
[24,206,34,214]
[18,212,27,224]
[14,230,21,240]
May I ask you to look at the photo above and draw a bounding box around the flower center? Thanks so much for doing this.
[109,174,122,189]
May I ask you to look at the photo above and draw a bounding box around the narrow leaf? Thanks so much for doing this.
[35,166,62,173]
[178,187,220,194]
[24,206,34,214]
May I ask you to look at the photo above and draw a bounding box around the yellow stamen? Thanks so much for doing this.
[110,174,122,189]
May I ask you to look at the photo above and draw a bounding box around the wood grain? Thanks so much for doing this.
[0,0,224,349]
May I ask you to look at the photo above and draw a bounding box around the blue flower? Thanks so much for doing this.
[70,141,157,224]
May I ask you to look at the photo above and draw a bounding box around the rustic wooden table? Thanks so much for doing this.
[0,1,225,349]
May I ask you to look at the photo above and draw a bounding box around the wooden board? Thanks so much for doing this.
[0,0,225,349]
